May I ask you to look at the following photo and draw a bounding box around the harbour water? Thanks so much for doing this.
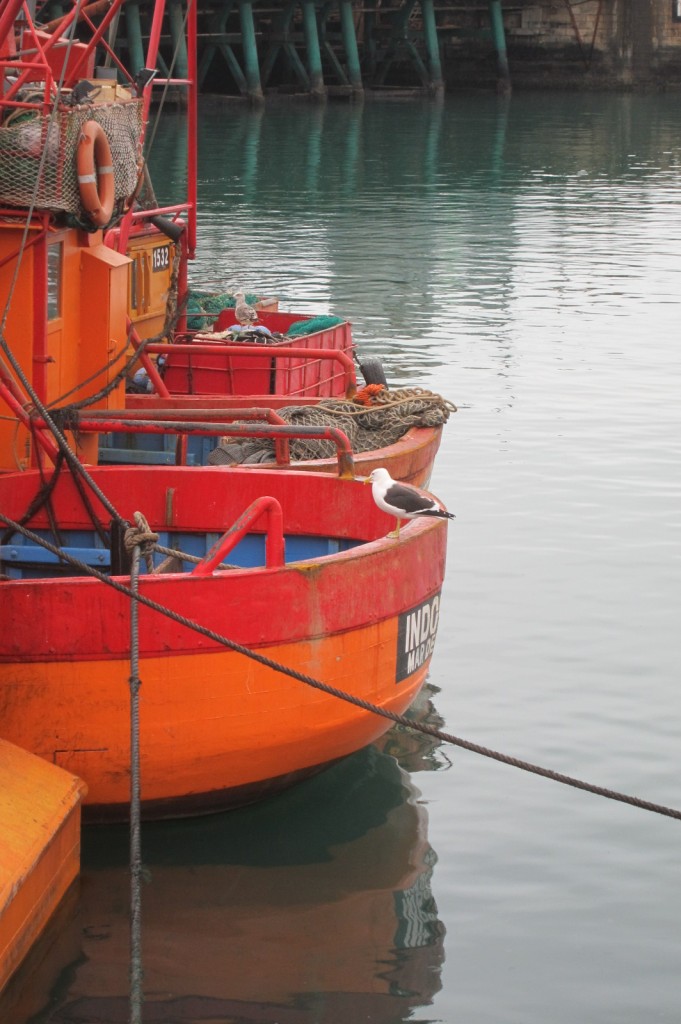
[8,91,681,1023]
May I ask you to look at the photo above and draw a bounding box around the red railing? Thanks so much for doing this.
[39,414,357,478]
[144,343,358,400]
[191,496,285,574]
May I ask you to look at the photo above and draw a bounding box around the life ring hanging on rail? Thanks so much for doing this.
[76,120,115,228]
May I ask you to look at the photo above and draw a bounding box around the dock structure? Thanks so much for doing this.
[104,0,511,101]
[34,1,677,100]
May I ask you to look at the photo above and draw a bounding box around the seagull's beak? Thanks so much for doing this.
[363,477,371,485]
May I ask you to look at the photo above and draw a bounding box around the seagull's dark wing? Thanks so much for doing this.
[384,482,436,515]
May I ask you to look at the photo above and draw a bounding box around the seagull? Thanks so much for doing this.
[233,290,258,327]
[366,467,455,539]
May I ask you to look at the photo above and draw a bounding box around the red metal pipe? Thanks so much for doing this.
[0,226,47,274]
[78,408,288,422]
[64,0,129,83]
[128,319,171,398]
[42,0,125,34]
[144,0,167,102]
[186,0,198,257]
[0,380,60,462]
[55,418,356,477]
[113,0,171,256]
[76,405,292,462]
[0,356,31,408]
[3,3,77,102]
[192,496,285,575]
[32,228,48,404]
[0,0,27,65]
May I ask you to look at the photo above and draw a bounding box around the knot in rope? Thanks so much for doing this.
[124,511,159,572]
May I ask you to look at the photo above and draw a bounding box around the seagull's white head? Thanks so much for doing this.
[367,467,391,486]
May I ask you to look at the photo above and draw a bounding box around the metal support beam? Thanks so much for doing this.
[302,0,326,98]
[488,0,511,92]
[339,0,363,94]
[239,0,264,101]
[169,0,189,79]
[125,0,145,76]
[261,2,311,91]
[371,0,444,92]
[421,0,443,94]
[197,2,233,87]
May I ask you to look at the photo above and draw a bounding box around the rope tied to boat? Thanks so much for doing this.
[209,387,457,466]
[128,544,143,1024]
[1,510,680,826]
[124,512,159,573]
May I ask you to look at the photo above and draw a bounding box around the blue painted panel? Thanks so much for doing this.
[0,527,363,580]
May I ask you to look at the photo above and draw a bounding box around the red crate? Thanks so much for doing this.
[163,311,354,398]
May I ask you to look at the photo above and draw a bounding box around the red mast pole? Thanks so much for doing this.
[0,0,25,62]
[187,0,197,258]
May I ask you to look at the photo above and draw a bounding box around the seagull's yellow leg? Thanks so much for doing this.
[387,518,401,540]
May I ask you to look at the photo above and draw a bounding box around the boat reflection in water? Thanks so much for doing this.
[10,689,446,1024]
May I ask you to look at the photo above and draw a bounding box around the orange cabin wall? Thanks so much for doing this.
[0,224,131,470]
[127,229,177,341]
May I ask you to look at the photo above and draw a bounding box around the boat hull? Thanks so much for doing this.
[123,393,443,486]
[0,467,449,819]
[0,740,86,991]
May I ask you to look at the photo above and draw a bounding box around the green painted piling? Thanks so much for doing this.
[339,0,363,94]
[421,0,443,93]
[169,0,189,79]
[488,0,511,91]
[125,0,145,76]
[302,0,326,98]
[239,0,264,101]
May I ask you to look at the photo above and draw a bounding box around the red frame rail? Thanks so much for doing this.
[36,416,357,478]
[192,496,285,574]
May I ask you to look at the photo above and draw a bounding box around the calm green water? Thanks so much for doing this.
[16,93,681,1023]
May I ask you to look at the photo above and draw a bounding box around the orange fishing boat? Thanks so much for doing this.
[0,0,453,820]
[0,0,454,1000]
[0,463,448,821]
[0,0,451,486]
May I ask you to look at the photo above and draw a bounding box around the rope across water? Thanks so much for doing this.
[1,510,679,824]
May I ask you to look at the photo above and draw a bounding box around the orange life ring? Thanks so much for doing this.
[76,120,114,228]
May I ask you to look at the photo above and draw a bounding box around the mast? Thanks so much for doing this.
[0,1,197,470]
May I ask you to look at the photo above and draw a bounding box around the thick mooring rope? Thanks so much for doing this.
[1,510,679,824]
[128,545,143,1024]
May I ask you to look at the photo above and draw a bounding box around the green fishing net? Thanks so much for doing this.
[186,290,259,330]
[285,315,344,338]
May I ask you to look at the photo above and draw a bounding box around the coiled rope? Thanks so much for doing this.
[1,510,679,824]
[210,388,456,466]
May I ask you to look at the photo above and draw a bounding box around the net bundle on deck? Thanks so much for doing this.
[0,100,142,215]
[207,388,457,466]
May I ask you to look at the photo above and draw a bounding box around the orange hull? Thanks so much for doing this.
[4,629,429,818]
[0,466,449,820]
